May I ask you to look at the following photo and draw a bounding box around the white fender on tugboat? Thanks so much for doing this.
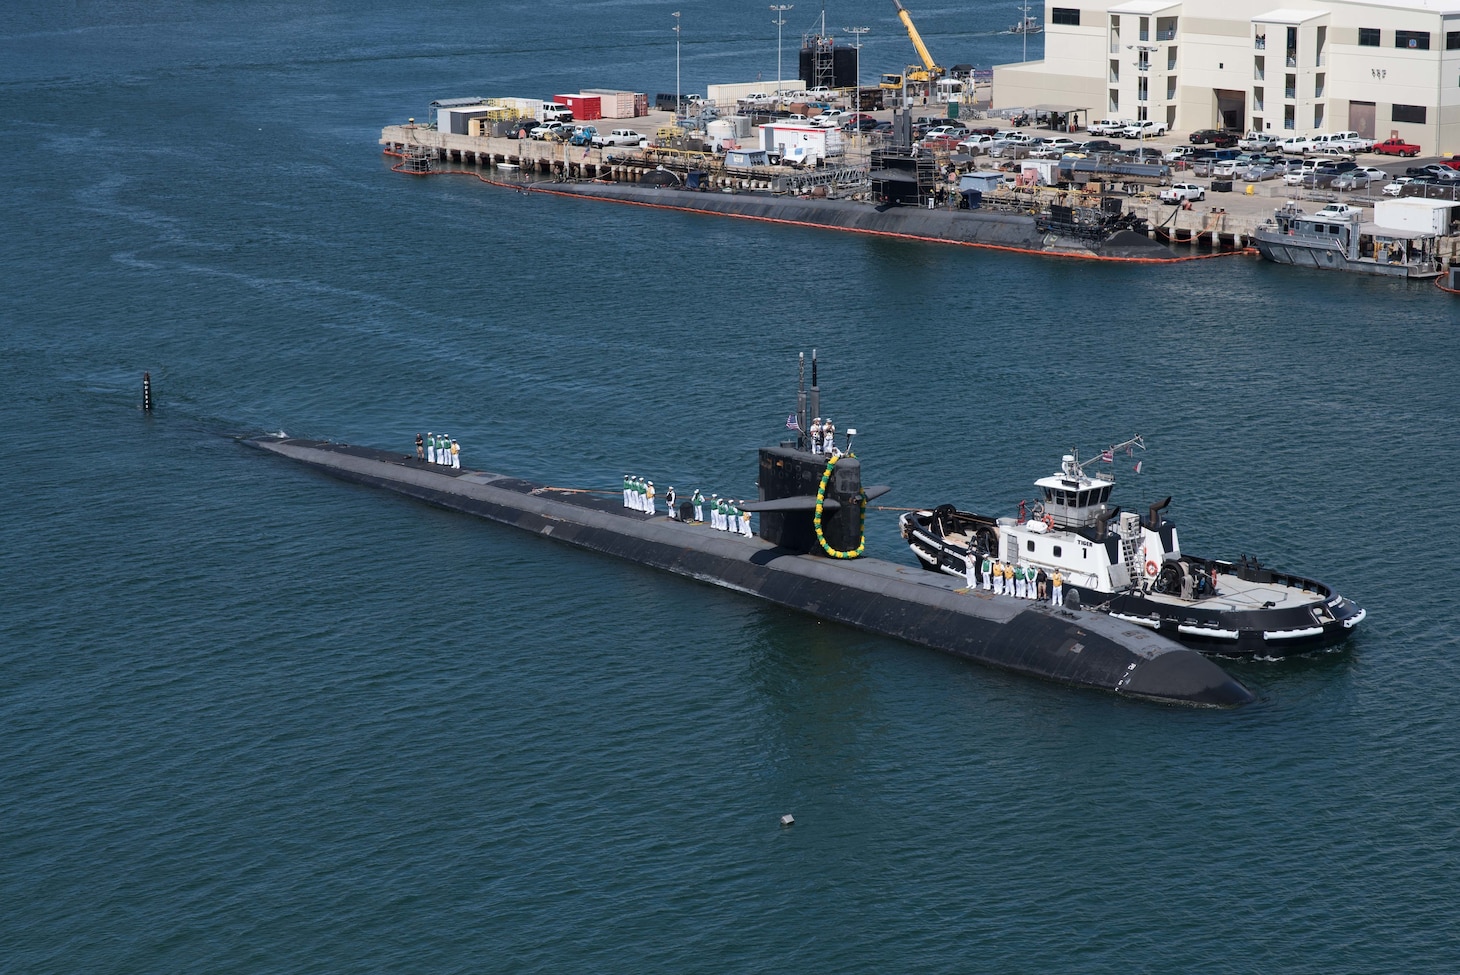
[1178,624,1239,640]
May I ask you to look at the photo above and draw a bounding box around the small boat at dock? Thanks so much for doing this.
[1253,201,1445,279]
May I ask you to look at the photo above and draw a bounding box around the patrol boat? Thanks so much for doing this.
[245,356,1254,707]
[899,438,1365,658]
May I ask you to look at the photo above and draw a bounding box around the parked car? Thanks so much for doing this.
[924,124,969,141]
[1372,137,1421,157]
[1280,135,1316,154]
[1079,139,1123,153]
[1159,182,1206,204]
[1330,172,1376,191]
[1030,138,1079,158]
[1121,120,1169,139]
[1382,176,1414,196]
[1406,163,1460,180]
[803,85,833,99]
[1119,147,1165,162]
[1164,145,1196,162]
[812,109,848,128]
[1352,165,1390,182]
[1242,162,1281,181]
[1190,129,1238,147]
[529,121,570,140]
[1313,144,1356,160]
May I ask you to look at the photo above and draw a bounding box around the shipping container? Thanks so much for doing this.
[554,94,602,121]
[580,89,635,118]
[1374,198,1456,235]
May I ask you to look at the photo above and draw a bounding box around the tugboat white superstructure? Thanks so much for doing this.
[899,437,1365,659]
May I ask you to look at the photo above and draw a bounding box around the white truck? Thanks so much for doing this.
[1237,131,1280,151]
[590,128,647,148]
[1159,182,1206,204]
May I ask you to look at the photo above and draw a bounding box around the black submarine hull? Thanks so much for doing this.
[522,181,1182,261]
[245,437,1254,708]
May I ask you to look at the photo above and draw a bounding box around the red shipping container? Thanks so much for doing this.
[554,94,602,121]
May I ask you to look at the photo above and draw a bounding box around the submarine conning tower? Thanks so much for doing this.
[747,350,887,556]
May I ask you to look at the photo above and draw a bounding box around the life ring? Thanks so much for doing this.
[1144,560,1159,577]
[1042,514,1054,530]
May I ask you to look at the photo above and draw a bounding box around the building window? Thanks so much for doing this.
[1448,31,1460,50]
[1109,90,1119,113]
[1358,28,1380,47]
[1052,7,1079,26]
[1392,104,1427,124]
[1395,30,1430,50]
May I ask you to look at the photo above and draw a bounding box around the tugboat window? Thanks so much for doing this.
[1053,546,1063,557]
[1027,540,1036,551]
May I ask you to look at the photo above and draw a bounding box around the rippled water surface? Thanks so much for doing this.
[4,3,1460,972]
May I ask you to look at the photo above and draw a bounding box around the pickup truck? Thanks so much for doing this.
[590,128,647,149]
[1238,132,1280,152]
[1372,137,1421,157]
[1121,120,1169,139]
[1158,182,1206,204]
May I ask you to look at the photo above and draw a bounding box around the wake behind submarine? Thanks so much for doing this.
[244,352,1254,708]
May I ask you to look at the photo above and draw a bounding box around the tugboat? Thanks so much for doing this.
[899,437,1365,658]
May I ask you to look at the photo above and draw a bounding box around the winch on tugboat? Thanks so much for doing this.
[899,437,1365,659]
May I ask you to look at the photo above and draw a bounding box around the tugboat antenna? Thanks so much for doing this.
[1070,434,1145,480]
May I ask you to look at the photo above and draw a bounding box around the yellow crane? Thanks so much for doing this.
[888,0,944,87]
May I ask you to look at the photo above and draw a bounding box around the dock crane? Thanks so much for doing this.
[881,0,945,92]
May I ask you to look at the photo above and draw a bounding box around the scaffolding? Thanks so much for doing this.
[779,165,870,196]
[399,145,436,174]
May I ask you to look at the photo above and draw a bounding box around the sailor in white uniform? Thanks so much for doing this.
[693,489,704,522]
[645,481,655,516]
[426,432,435,465]
[739,504,752,537]
[822,418,835,455]
[624,475,632,508]
[450,438,460,469]
[809,418,823,455]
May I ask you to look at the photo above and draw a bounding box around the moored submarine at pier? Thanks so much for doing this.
[244,352,1254,708]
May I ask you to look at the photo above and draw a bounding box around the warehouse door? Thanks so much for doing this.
[1349,101,1376,140]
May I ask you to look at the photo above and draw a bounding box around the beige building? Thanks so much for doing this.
[994,1,1460,153]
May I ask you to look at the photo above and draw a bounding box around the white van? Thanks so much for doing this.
[539,102,572,122]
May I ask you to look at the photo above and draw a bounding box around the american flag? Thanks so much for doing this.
[786,414,801,430]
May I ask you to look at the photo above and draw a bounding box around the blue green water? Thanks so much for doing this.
[4,3,1460,972]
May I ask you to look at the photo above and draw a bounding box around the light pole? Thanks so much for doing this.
[844,26,868,148]
[770,4,793,98]
[672,11,681,121]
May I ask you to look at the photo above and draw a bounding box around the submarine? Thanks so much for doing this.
[243,353,1254,708]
